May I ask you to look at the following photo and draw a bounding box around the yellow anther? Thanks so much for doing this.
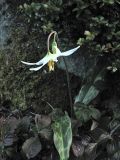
[48,60,54,72]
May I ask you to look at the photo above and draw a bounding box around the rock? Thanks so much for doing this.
[57,47,96,78]
[0,0,11,49]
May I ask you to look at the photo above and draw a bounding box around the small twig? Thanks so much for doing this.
[46,101,55,111]
[62,57,73,116]
[41,99,54,110]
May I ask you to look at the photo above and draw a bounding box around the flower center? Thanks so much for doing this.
[48,60,54,71]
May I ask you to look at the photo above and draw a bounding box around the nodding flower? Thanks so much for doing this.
[21,31,80,72]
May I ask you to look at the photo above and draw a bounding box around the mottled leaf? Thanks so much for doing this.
[52,113,72,160]
[74,104,100,123]
[75,69,105,105]
[89,107,101,119]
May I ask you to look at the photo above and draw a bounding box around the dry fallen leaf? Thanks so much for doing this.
[22,136,41,159]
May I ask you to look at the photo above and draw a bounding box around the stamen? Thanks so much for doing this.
[48,60,54,71]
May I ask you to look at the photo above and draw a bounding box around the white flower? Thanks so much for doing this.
[21,42,80,71]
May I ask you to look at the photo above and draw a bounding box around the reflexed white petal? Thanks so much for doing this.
[29,60,48,71]
[21,45,80,71]
[58,46,80,57]
[21,54,49,66]
[29,65,44,71]
[21,61,37,65]
[36,55,49,65]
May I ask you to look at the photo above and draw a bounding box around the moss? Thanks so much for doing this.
[1,0,119,112]
[0,17,77,112]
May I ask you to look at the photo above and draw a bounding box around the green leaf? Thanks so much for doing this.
[52,113,72,160]
[89,107,101,120]
[103,0,115,5]
[74,106,90,123]
[75,84,99,105]
[75,68,105,105]
[74,104,100,123]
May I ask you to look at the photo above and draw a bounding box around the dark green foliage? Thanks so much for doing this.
[18,0,120,68]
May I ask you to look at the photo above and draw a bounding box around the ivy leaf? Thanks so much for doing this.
[52,113,72,160]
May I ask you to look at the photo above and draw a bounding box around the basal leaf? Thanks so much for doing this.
[75,68,105,105]
[74,107,91,123]
[89,107,101,120]
[74,104,100,123]
[52,113,72,160]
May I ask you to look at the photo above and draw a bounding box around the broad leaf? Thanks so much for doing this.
[16,116,30,134]
[74,67,105,124]
[7,117,20,133]
[22,136,41,159]
[4,133,17,147]
[35,114,51,130]
[74,104,100,123]
[72,136,97,160]
[75,69,105,105]
[75,84,99,105]
[52,113,72,160]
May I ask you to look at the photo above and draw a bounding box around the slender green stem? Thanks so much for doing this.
[62,57,73,116]
[41,98,54,110]
[47,31,73,115]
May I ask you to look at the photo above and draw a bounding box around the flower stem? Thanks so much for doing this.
[62,57,73,116]
[47,31,57,53]
[47,31,73,116]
